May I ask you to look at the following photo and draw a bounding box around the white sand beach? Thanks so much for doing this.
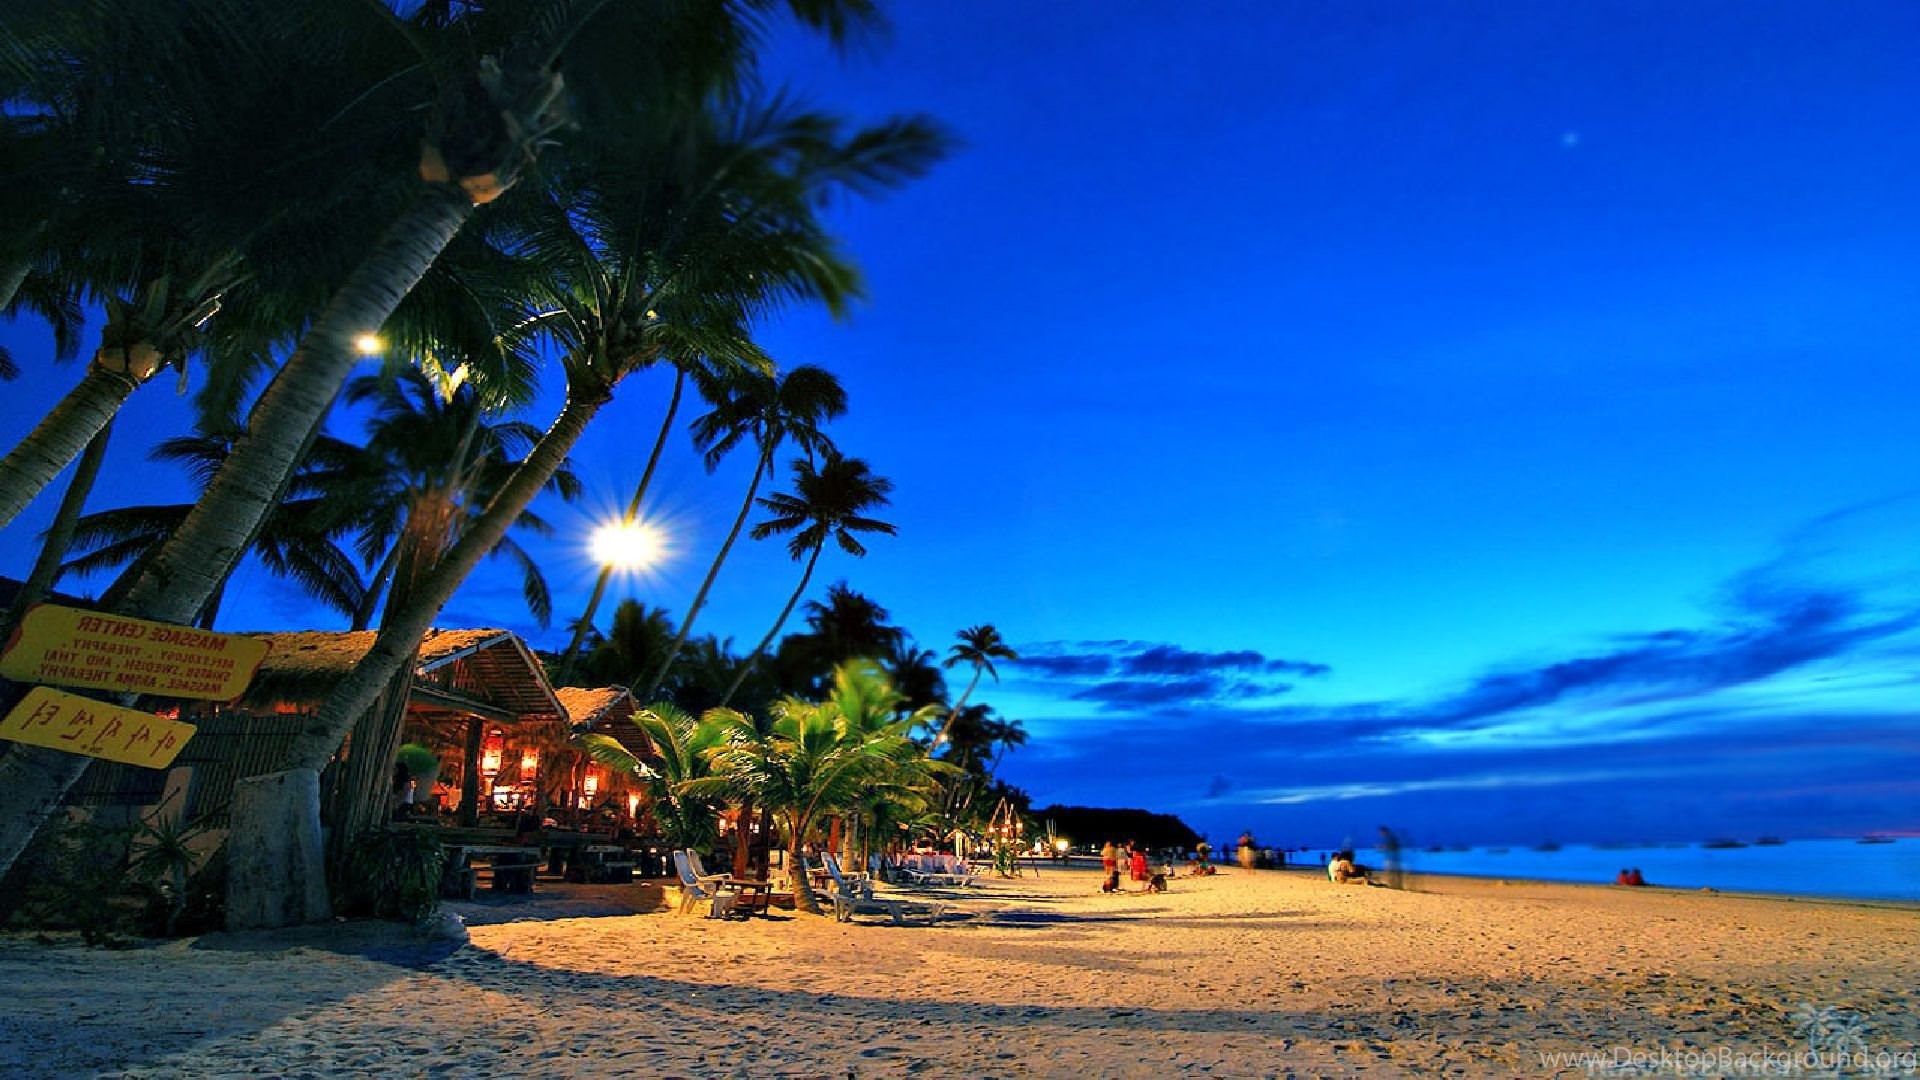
[2,866,1914,1078]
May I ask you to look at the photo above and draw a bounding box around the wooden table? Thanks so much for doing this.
[723,879,774,917]
[451,844,543,894]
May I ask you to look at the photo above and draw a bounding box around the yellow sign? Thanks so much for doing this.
[0,687,196,768]
[0,603,269,700]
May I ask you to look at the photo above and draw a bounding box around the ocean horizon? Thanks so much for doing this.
[1337,837,1919,903]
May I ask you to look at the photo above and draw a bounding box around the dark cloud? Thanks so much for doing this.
[1017,639,1331,711]
[1071,677,1220,706]
[1204,775,1233,798]
[1403,584,1920,732]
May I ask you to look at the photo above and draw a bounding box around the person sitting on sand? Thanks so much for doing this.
[1615,868,1633,886]
[1626,867,1646,887]
[1327,850,1368,884]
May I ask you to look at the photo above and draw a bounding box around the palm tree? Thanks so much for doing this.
[642,364,849,700]
[577,703,734,854]
[687,664,946,915]
[931,625,1020,751]
[573,599,678,690]
[882,637,948,721]
[773,583,904,698]
[0,1,924,883]
[720,453,896,706]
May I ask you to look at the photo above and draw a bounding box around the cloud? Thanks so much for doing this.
[1016,639,1331,712]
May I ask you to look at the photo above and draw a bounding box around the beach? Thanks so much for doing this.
[3,866,1915,1078]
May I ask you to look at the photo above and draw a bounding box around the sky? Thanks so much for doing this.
[3,2,1918,849]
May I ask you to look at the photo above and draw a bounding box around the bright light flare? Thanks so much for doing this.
[591,520,664,569]
[352,333,384,356]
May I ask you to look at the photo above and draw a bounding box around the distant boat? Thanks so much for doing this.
[1755,836,1786,846]
[1423,845,1446,853]
[1532,841,1561,852]
[1858,836,1896,845]
[1702,838,1748,849]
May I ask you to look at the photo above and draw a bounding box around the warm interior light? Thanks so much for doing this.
[479,728,504,775]
[591,520,663,568]
[626,793,641,819]
[352,333,383,355]
[519,749,539,777]
[583,772,600,798]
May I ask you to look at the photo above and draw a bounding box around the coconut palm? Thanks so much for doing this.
[573,599,678,690]
[0,1,922,883]
[687,667,946,915]
[642,363,849,699]
[882,637,948,720]
[931,625,1020,750]
[577,703,733,854]
[772,583,903,698]
[720,453,896,706]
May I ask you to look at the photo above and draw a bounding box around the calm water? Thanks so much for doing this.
[1362,839,1919,903]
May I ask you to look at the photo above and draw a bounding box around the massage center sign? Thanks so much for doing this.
[0,604,272,768]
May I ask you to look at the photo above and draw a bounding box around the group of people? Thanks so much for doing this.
[1614,867,1648,886]
[1098,840,1159,892]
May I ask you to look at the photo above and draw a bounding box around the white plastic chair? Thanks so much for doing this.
[673,850,737,918]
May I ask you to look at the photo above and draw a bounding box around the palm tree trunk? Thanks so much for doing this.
[0,365,141,531]
[643,444,772,701]
[719,540,823,707]
[556,368,684,681]
[790,826,823,916]
[113,186,474,631]
[222,385,605,926]
[930,667,985,751]
[2,421,111,634]
[0,251,30,314]
[349,544,401,631]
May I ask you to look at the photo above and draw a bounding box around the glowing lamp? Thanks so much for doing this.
[519,749,539,777]
[627,793,641,819]
[479,728,505,775]
[352,333,383,356]
[583,772,600,799]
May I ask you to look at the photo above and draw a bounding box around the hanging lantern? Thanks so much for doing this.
[479,728,505,776]
[519,748,540,778]
[627,793,641,820]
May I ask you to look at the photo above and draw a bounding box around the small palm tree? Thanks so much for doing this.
[931,625,1019,750]
[721,453,896,705]
[576,703,734,855]
[687,670,945,915]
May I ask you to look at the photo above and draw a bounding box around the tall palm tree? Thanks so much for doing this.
[931,625,1020,750]
[0,1,922,883]
[642,363,849,699]
[720,453,896,706]
[773,583,903,698]
[573,599,678,689]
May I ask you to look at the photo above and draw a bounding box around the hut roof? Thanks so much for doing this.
[240,628,562,718]
[556,686,636,728]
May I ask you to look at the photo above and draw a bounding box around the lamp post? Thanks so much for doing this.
[554,518,664,686]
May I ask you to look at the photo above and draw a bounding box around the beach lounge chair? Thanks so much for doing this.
[673,851,738,918]
[819,855,944,926]
[893,853,978,888]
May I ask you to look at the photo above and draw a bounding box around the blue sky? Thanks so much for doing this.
[3,2,1918,847]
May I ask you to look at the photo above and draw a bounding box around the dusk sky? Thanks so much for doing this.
[3,3,1918,848]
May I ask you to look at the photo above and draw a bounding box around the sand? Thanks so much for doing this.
[1,866,1915,1078]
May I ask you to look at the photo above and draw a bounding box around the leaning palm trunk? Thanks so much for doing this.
[789,824,824,916]
[0,252,30,318]
[223,383,610,926]
[115,188,475,630]
[556,368,684,679]
[928,667,985,752]
[643,444,773,700]
[2,422,111,634]
[0,365,142,531]
[719,540,823,706]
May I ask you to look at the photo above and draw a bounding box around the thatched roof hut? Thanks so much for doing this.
[242,628,562,721]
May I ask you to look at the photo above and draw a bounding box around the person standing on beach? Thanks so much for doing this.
[1101,840,1118,878]
[1128,841,1149,885]
[1377,826,1403,889]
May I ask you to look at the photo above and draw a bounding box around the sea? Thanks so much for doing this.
[1343,838,1919,904]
